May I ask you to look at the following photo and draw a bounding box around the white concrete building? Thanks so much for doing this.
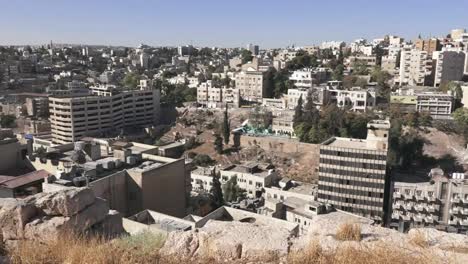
[326,88,376,112]
[289,68,315,89]
[49,84,160,144]
[190,163,278,198]
[287,88,309,110]
[398,47,431,86]
[197,81,240,108]
[235,70,266,102]
[320,41,345,50]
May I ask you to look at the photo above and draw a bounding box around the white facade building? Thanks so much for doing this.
[398,47,431,86]
[235,70,266,102]
[49,84,160,144]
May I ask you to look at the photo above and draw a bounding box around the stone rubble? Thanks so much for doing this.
[0,187,125,244]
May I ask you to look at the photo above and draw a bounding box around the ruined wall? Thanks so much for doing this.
[239,135,318,154]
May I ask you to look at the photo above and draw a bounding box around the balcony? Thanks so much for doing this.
[450,207,461,215]
[426,205,439,213]
[391,213,400,220]
[424,217,435,224]
[404,194,414,200]
[413,215,424,222]
[401,215,411,221]
[415,195,425,201]
[403,204,413,211]
[460,219,468,226]
[451,197,462,204]
[448,219,459,226]
[393,192,402,199]
[393,203,402,209]
[414,205,425,212]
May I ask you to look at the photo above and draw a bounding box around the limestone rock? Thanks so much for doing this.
[91,210,126,238]
[24,216,70,240]
[32,188,95,217]
[68,198,109,231]
[0,187,124,244]
[161,220,294,262]
[0,200,38,240]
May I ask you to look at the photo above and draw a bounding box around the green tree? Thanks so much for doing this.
[303,92,319,125]
[222,176,246,203]
[0,115,16,128]
[354,78,368,89]
[263,68,276,98]
[241,49,253,64]
[214,134,223,154]
[352,60,369,75]
[332,64,344,81]
[222,105,231,145]
[452,107,468,143]
[122,72,141,89]
[292,95,304,128]
[210,170,224,208]
[192,154,215,166]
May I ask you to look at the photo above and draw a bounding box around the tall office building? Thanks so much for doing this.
[247,43,259,56]
[318,120,391,223]
[49,84,160,144]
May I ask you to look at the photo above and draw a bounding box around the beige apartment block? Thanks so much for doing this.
[49,84,160,144]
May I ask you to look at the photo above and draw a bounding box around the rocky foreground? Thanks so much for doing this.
[1,188,468,263]
[0,188,124,247]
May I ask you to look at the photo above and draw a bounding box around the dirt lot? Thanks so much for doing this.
[165,107,319,183]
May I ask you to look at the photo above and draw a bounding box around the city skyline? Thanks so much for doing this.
[1,0,468,48]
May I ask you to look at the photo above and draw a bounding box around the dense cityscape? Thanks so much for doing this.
[1,10,468,262]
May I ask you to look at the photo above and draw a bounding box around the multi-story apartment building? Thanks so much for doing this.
[346,55,377,72]
[287,88,309,109]
[390,169,468,233]
[271,110,295,136]
[450,29,467,42]
[390,87,454,119]
[197,80,240,108]
[25,97,49,118]
[326,88,376,112]
[191,162,278,198]
[416,92,454,119]
[318,120,390,223]
[289,68,316,89]
[235,70,266,102]
[49,84,160,144]
[415,38,441,56]
[433,49,466,87]
[398,47,432,86]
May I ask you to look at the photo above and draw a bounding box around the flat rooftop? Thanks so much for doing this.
[323,137,370,150]
[286,183,317,196]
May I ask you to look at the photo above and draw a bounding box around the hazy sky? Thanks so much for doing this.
[1,0,467,48]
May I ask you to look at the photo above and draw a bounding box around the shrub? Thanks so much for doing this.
[335,223,362,241]
[409,230,429,248]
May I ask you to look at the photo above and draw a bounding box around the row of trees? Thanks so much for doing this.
[0,115,16,128]
[293,94,375,143]
[213,105,232,154]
